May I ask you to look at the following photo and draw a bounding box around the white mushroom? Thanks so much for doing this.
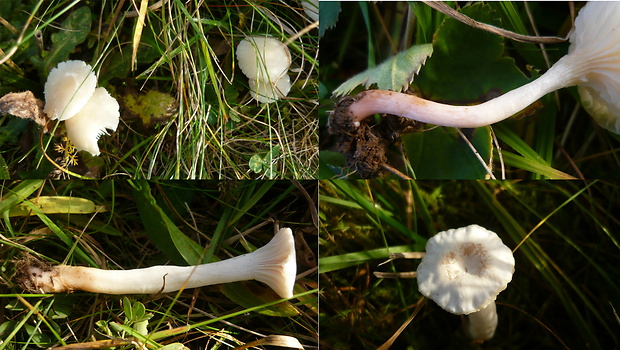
[43,60,120,156]
[43,60,97,121]
[335,2,620,134]
[64,87,120,156]
[416,225,515,341]
[22,227,297,299]
[237,36,292,103]
[249,75,292,103]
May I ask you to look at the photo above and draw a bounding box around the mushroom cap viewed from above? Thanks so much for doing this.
[236,36,291,82]
[43,60,97,121]
[417,225,515,315]
[569,2,620,134]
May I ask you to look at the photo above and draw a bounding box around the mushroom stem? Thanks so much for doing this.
[344,53,584,128]
[462,301,498,341]
[23,228,296,299]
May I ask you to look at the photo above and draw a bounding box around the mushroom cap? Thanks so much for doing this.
[253,227,297,299]
[568,2,620,134]
[237,36,291,82]
[249,76,292,103]
[43,60,98,121]
[417,225,515,315]
[64,87,120,156]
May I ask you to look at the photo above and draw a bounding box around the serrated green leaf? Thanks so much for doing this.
[43,7,92,75]
[333,43,433,97]
[319,1,341,39]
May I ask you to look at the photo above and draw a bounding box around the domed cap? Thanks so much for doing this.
[567,2,620,134]
[417,225,515,315]
[43,60,97,121]
[236,36,291,82]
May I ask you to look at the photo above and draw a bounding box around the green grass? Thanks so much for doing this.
[0,180,318,349]
[0,0,318,179]
[319,179,620,349]
[320,2,620,179]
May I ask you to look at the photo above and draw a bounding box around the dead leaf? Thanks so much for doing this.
[0,91,56,132]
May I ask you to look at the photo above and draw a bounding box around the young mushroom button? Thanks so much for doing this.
[416,225,515,341]
[338,2,620,134]
[236,36,292,103]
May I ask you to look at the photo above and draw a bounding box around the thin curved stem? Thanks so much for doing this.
[342,54,582,128]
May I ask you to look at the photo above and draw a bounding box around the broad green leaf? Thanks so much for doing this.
[413,3,529,100]
[332,43,433,97]
[132,181,203,265]
[0,119,29,148]
[8,196,106,217]
[319,1,341,39]
[403,127,493,179]
[42,7,91,75]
